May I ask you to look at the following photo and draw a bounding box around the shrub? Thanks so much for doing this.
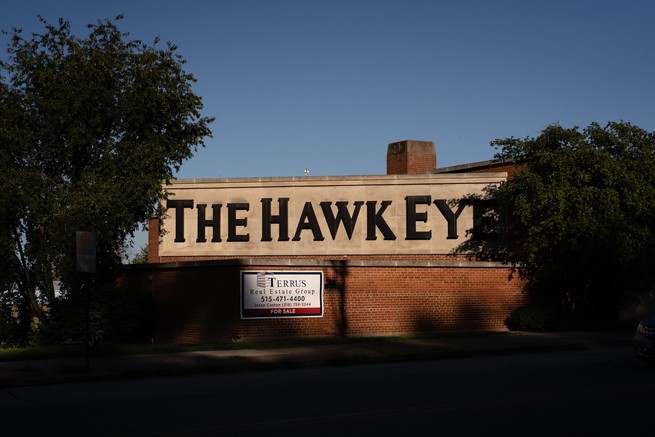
[0,289,33,348]
[0,303,21,348]
[505,304,570,332]
[38,285,152,346]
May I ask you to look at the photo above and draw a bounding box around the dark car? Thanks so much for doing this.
[635,316,655,362]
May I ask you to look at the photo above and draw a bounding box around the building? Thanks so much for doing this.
[119,140,526,343]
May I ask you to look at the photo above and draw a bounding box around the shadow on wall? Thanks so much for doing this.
[450,189,509,263]
[331,260,349,338]
[133,261,353,344]
[120,256,522,343]
[412,298,497,333]
[165,264,308,343]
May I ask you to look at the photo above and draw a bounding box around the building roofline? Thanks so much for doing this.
[431,158,513,174]
[165,172,508,186]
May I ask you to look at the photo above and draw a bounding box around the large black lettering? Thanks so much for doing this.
[261,198,290,242]
[405,196,432,240]
[292,202,325,241]
[166,199,194,242]
[473,199,500,240]
[320,201,364,240]
[196,204,222,243]
[434,199,466,239]
[227,203,250,242]
[366,201,396,241]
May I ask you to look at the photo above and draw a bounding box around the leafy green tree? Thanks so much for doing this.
[0,16,213,341]
[130,245,149,265]
[493,122,655,326]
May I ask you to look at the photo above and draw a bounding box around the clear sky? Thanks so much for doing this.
[3,0,654,255]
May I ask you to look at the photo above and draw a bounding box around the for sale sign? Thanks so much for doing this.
[241,271,323,319]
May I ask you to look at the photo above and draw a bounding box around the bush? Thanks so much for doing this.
[505,304,570,332]
[0,303,21,348]
[38,285,152,346]
[0,289,33,348]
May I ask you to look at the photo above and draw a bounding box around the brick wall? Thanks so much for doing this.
[119,260,526,343]
[387,140,436,175]
[147,218,161,263]
[450,162,518,180]
[470,163,515,180]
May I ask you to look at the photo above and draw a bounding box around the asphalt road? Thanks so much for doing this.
[1,345,653,436]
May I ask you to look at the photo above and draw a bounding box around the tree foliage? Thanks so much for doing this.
[0,16,213,343]
[493,122,655,325]
[130,245,149,265]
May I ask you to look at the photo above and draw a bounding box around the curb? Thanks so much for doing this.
[0,332,634,388]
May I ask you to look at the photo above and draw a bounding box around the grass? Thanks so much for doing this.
[0,330,508,362]
[0,336,387,362]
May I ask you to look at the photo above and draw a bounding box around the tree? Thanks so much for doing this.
[130,245,149,265]
[493,122,655,326]
[0,16,213,342]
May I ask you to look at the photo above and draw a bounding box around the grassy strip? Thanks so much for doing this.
[0,331,507,362]
[0,336,397,362]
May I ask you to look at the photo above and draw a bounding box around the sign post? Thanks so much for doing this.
[76,231,96,371]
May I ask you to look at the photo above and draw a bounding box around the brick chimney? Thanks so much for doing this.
[147,218,161,263]
[386,140,436,175]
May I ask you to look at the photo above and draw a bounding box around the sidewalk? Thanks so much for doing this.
[0,329,635,388]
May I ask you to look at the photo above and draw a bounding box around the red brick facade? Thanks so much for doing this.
[433,160,520,180]
[121,141,527,343]
[119,260,526,343]
[147,218,161,264]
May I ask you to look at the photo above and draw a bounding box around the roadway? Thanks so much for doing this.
[1,344,652,436]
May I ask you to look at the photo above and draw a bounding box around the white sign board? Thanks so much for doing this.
[241,271,323,319]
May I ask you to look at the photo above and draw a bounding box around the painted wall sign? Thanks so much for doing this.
[160,174,506,256]
[241,271,324,319]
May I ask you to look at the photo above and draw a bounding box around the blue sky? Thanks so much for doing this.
[3,0,654,255]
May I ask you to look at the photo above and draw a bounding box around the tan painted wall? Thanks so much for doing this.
[159,173,506,257]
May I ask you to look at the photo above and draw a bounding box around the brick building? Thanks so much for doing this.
[119,140,526,343]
